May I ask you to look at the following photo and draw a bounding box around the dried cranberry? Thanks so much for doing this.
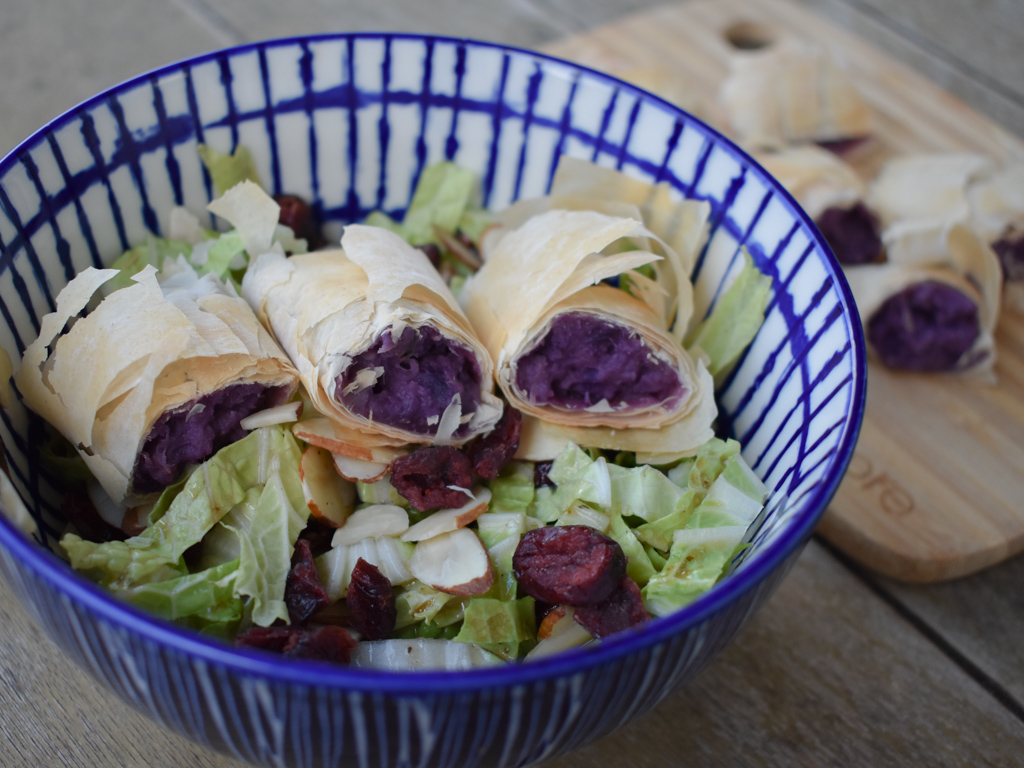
[275,194,325,250]
[61,491,126,543]
[390,445,473,512]
[283,625,357,664]
[513,526,626,606]
[286,539,330,625]
[417,243,442,270]
[347,558,396,640]
[573,577,649,638]
[298,516,336,558]
[236,625,357,664]
[309,601,351,627]
[534,461,555,488]
[236,626,293,653]
[464,406,521,480]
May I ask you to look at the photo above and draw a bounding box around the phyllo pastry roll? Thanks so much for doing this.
[967,162,1024,297]
[844,224,1002,374]
[242,224,503,446]
[755,144,883,265]
[460,206,716,459]
[719,37,872,150]
[15,265,300,505]
[865,152,993,267]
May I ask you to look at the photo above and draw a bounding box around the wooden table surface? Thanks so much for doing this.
[1,1,1023,767]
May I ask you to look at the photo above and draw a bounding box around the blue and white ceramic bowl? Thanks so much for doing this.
[0,34,865,768]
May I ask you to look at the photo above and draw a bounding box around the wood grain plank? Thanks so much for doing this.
[880,551,1024,706]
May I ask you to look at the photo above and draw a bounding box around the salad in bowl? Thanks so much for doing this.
[12,147,774,669]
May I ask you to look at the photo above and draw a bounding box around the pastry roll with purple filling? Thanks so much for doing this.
[15,266,300,505]
[719,37,872,150]
[844,224,1002,375]
[460,207,717,460]
[968,162,1024,307]
[866,152,993,267]
[755,144,883,265]
[242,225,503,446]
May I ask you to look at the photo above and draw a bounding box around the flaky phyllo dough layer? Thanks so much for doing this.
[242,225,503,447]
[461,158,717,462]
[15,266,300,505]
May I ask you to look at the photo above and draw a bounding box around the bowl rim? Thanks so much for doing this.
[0,30,867,694]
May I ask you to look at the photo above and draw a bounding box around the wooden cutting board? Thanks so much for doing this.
[544,0,1024,583]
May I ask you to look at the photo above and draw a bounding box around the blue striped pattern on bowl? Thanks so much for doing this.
[0,34,865,768]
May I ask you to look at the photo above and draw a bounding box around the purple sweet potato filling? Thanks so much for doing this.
[132,382,292,495]
[514,312,684,411]
[992,228,1024,282]
[815,202,883,265]
[336,324,483,438]
[867,280,980,371]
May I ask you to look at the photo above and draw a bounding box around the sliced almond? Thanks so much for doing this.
[121,504,150,537]
[331,504,410,547]
[239,400,303,430]
[293,417,407,463]
[400,487,492,543]
[299,445,355,527]
[332,453,390,483]
[537,605,567,640]
[87,480,126,529]
[408,528,494,596]
[525,608,592,660]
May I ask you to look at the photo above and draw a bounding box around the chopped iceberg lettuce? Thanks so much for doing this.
[453,596,537,660]
[101,237,194,296]
[198,143,262,196]
[228,469,310,627]
[61,425,304,591]
[686,250,772,383]
[356,477,409,507]
[606,462,689,522]
[401,162,476,245]
[119,557,241,623]
[642,525,749,617]
[196,229,247,278]
[487,462,536,514]
[633,500,695,552]
[687,438,742,500]
[476,511,541,601]
[316,535,414,602]
[686,455,768,530]
[608,513,657,587]
[395,579,468,632]
[457,208,497,244]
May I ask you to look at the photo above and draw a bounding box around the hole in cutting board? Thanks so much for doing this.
[723,20,778,51]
